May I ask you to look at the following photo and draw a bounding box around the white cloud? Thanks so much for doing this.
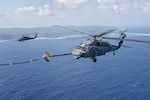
[134,3,150,13]
[37,4,51,16]
[97,0,129,14]
[14,5,51,17]
[15,6,36,16]
[54,0,88,7]
[97,0,145,15]
[0,13,7,17]
[97,0,150,14]
[112,5,119,13]
[142,3,150,13]
[1,1,150,27]
[97,0,128,5]
[0,4,53,27]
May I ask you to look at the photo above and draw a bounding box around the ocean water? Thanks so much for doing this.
[0,32,150,100]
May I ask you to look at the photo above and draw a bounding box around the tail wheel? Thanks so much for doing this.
[94,58,97,62]
[92,58,97,62]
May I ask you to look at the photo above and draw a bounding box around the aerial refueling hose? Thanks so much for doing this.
[0,52,72,66]
[0,58,43,66]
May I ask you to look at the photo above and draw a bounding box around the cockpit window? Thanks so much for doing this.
[76,46,81,49]
[76,46,88,51]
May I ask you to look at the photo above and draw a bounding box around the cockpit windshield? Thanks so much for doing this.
[76,45,88,52]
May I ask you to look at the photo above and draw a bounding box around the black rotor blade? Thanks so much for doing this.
[102,37,150,43]
[97,29,116,37]
[54,25,90,35]
[18,32,38,39]
[120,28,128,34]
[21,33,35,37]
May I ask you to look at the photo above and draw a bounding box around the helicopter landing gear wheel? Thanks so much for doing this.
[94,58,97,62]
[92,58,97,62]
[113,51,115,56]
[76,57,79,59]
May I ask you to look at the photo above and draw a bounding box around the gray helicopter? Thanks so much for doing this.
[42,26,150,63]
[18,33,38,42]
[71,33,125,62]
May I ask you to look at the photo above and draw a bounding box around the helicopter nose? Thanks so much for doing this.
[72,49,86,59]
[80,53,85,57]
[72,50,82,58]
[72,51,80,56]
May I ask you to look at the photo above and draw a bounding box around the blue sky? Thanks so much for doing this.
[0,0,150,28]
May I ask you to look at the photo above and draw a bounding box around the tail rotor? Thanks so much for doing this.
[118,28,127,47]
[34,33,38,39]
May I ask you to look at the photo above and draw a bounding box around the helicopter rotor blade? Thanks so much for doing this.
[97,29,116,37]
[54,25,90,36]
[54,25,116,39]
[25,32,38,36]
[102,36,150,43]
[17,32,38,39]
[119,28,128,36]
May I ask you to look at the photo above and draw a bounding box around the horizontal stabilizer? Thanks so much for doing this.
[122,45,132,48]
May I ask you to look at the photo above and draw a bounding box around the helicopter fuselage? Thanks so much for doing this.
[18,37,35,42]
[72,39,120,62]
[18,33,38,42]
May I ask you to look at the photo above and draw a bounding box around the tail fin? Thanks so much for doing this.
[34,33,38,39]
[118,34,126,48]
